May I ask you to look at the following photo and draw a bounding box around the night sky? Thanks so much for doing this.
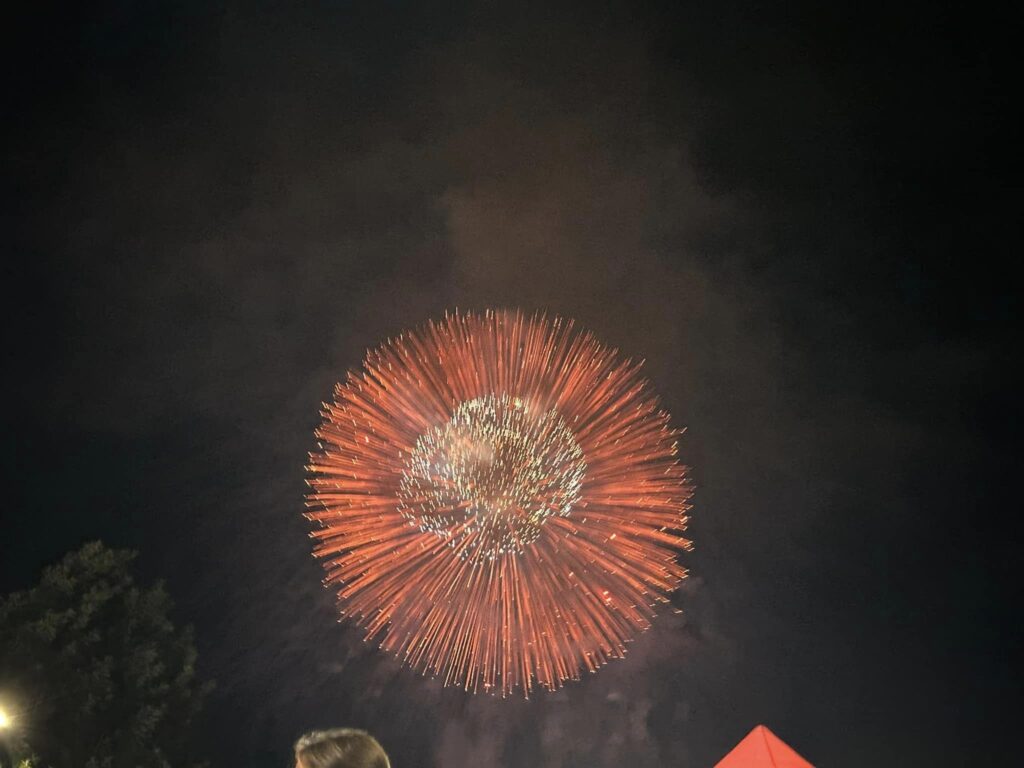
[3,2,1018,766]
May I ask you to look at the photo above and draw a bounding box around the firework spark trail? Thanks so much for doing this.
[306,309,692,696]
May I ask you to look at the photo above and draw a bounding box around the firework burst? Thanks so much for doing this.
[306,310,692,696]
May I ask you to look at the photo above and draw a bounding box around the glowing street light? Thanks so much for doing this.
[0,705,13,768]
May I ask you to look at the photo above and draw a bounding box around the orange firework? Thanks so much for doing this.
[305,310,692,696]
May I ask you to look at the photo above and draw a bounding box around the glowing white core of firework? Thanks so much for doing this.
[398,393,586,560]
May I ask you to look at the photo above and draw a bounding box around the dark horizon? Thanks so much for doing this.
[3,2,1017,766]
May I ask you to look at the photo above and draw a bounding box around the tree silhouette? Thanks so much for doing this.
[0,542,210,768]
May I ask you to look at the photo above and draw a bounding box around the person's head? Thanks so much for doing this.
[294,728,390,768]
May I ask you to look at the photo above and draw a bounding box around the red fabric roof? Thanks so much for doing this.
[713,725,814,768]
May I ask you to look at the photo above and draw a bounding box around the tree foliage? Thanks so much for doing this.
[0,542,210,768]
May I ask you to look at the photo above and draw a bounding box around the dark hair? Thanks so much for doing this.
[294,729,390,768]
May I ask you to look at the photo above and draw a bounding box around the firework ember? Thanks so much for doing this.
[305,310,692,696]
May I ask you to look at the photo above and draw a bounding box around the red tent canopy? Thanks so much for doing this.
[713,725,814,768]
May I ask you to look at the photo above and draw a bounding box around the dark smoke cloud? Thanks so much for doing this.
[430,580,732,768]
